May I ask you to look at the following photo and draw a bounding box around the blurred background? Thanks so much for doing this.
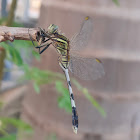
[0,0,140,140]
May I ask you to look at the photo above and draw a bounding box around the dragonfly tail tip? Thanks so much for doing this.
[72,126,78,134]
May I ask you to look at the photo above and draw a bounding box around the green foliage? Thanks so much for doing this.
[0,118,32,140]
[1,42,23,66]
[55,79,106,117]
[33,82,40,93]
[0,19,36,139]
[0,134,16,140]
[0,18,7,25]
[32,50,40,61]
[55,81,71,113]
[47,133,57,140]
[72,79,106,117]
[0,102,3,109]
[0,118,32,131]
[0,40,39,66]
[21,65,59,88]
[0,18,23,27]
[112,0,120,6]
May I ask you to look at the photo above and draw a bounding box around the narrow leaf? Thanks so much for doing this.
[33,82,40,93]
[0,134,16,140]
[112,0,120,6]
[72,79,106,117]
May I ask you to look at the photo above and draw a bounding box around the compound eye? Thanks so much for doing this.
[48,24,58,34]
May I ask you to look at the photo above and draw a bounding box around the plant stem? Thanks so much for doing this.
[5,0,17,26]
[0,47,6,87]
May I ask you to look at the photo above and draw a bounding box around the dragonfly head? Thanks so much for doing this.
[48,24,58,34]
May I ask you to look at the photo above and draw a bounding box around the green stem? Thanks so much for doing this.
[0,128,9,136]
[5,0,17,26]
[0,47,6,86]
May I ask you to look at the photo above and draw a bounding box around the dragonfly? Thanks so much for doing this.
[30,16,105,134]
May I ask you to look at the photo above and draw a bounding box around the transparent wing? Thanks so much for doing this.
[70,16,93,51]
[69,55,105,80]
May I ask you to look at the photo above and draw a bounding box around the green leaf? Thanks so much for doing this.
[0,102,3,109]
[112,0,120,6]
[57,96,71,113]
[12,40,31,48]
[72,79,106,117]
[33,82,40,93]
[0,118,32,132]
[47,133,57,140]
[32,50,40,61]
[1,43,23,66]
[82,88,106,117]
[55,81,71,113]
[0,127,9,136]
[0,134,16,140]
[13,40,37,62]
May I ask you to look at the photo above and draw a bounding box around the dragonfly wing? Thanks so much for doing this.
[70,16,93,51]
[69,55,105,80]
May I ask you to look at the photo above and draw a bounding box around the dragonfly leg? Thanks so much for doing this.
[35,38,51,54]
[35,43,49,49]
[43,38,50,43]
[34,43,48,54]
[39,42,52,54]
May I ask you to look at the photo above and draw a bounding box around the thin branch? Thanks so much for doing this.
[0,26,39,42]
